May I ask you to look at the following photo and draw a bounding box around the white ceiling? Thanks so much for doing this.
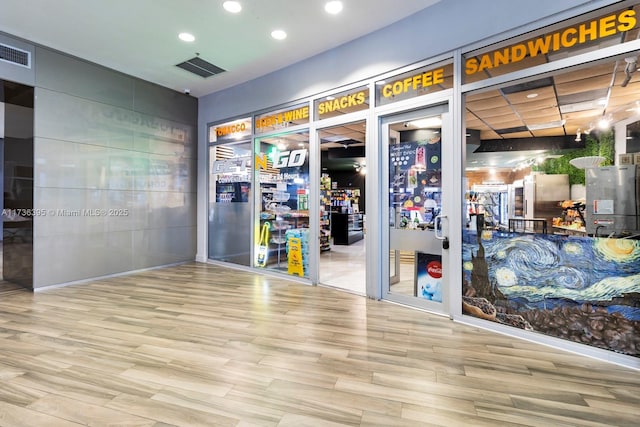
[0,0,441,97]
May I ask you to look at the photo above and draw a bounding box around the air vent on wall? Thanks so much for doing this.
[176,56,225,78]
[0,43,31,68]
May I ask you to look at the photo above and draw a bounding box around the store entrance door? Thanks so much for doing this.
[381,103,451,314]
[317,120,367,295]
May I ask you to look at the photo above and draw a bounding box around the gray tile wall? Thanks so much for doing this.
[32,47,197,288]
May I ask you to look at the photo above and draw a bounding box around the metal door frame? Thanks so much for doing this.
[378,100,454,315]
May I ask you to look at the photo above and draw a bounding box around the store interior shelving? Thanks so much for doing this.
[320,174,332,252]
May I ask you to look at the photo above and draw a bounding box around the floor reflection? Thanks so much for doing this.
[319,239,366,295]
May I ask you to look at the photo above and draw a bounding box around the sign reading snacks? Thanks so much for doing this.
[315,86,369,119]
[375,62,453,106]
[255,104,309,133]
[464,8,637,81]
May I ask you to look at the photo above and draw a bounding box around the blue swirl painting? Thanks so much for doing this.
[462,230,640,357]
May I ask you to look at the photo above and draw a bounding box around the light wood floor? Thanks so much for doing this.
[0,262,638,427]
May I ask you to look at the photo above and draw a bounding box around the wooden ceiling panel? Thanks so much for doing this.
[509,97,558,112]
[466,95,510,111]
[519,107,562,122]
[613,67,640,87]
[555,74,612,96]
[465,90,502,103]
[561,109,603,122]
[554,63,614,84]
[480,129,501,140]
[483,117,525,129]
[343,122,366,133]
[610,109,636,124]
[608,82,640,109]
[470,105,514,118]
[465,118,487,130]
[505,85,555,105]
[563,124,581,135]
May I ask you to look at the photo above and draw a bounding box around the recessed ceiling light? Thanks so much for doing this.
[526,93,538,99]
[178,32,195,42]
[223,1,242,13]
[271,29,287,40]
[325,1,343,14]
[526,119,566,131]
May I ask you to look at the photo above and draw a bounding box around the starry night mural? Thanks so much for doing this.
[462,230,640,357]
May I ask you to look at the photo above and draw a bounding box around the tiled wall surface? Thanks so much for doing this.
[32,47,197,288]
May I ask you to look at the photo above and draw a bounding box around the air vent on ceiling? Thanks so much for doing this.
[0,43,31,68]
[176,56,225,78]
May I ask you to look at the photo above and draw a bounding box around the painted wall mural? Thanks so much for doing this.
[462,230,640,357]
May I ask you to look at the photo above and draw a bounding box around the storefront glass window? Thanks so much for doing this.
[462,55,640,358]
[375,61,453,106]
[254,130,310,278]
[463,5,640,84]
[208,140,252,265]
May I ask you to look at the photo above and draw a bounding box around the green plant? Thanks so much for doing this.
[536,131,615,185]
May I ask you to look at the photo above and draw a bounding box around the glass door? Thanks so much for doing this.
[253,130,310,278]
[381,103,451,314]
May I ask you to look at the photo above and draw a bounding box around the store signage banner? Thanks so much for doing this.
[465,9,637,78]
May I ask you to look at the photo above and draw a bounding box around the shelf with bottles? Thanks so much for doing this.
[320,174,332,252]
[331,188,361,213]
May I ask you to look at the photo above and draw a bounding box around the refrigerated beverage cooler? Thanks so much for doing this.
[586,165,640,237]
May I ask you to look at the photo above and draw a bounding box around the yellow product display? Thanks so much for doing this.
[256,221,270,267]
[287,237,304,277]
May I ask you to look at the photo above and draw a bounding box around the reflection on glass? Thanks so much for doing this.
[388,117,443,301]
[389,128,442,230]
[461,55,640,357]
[255,131,310,278]
[2,80,34,287]
[208,141,252,265]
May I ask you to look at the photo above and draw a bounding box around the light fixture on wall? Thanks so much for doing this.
[575,129,582,142]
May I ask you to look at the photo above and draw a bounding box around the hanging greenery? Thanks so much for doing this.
[534,130,615,185]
